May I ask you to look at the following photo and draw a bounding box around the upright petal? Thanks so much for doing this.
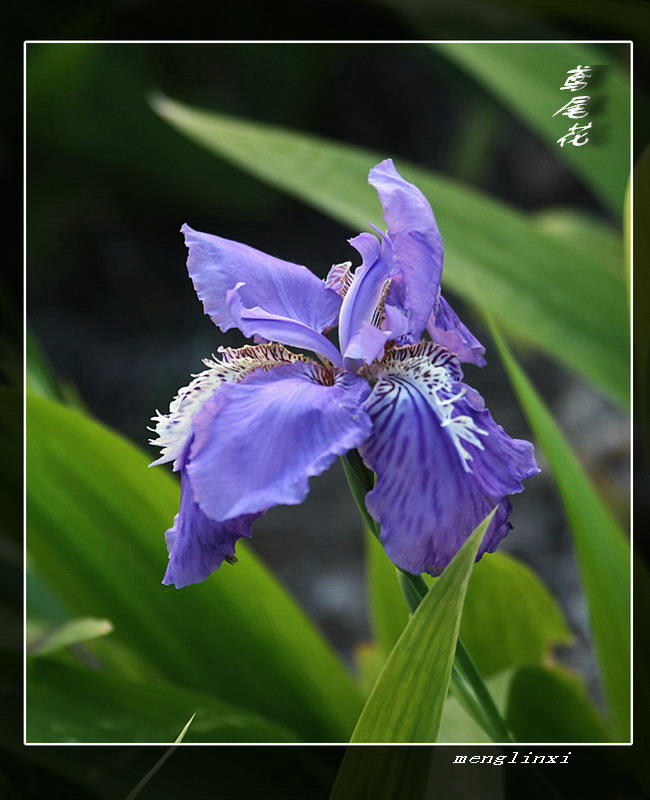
[163,448,262,588]
[359,342,539,575]
[338,231,395,365]
[149,343,308,468]
[182,223,341,334]
[227,286,344,367]
[368,160,443,340]
[427,294,486,367]
[344,321,393,365]
[187,362,373,522]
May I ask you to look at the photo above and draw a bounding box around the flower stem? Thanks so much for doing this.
[340,451,379,537]
[454,637,513,742]
[342,448,513,744]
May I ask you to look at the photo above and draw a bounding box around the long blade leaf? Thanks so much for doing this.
[434,42,630,217]
[27,658,299,743]
[488,324,630,741]
[349,512,492,743]
[506,664,611,743]
[25,392,363,742]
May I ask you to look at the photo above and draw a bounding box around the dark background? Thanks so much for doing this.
[3,1,648,797]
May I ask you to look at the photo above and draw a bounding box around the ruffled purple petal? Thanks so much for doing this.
[162,444,262,588]
[338,231,395,366]
[358,342,538,575]
[427,294,486,367]
[182,223,341,334]
[148,343,308,469]
[187,362,373,522]
[227,286,344,366]
[368,159,443,341]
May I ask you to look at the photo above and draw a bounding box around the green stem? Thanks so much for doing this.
[340,451,379,537]
[455,637,512,742]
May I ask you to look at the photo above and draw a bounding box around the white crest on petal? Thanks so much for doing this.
[149,343,307,467]
[370,341,487,472]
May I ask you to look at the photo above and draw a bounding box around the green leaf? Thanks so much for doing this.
[488,324,630,741]
[151,95,628,407]
[349,511,492,743]
[634,147,650,450]
[123,716,197,800]
[27,616,113,656]
[329,747,434,800]
[439,669,512,743]
[27,658,299,743]
[364,526,408,661]
[26,393,363,743]
[366,524,570,680]
[25,326,65,402]
[460,552,571,678]
[506,664,611,743]
[532,208,624,275]
[434,42,630,216]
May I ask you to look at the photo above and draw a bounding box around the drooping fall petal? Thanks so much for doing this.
[187,361,373,521]
[359,342,539,575]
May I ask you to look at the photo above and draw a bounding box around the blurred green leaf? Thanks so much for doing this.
[460,552,571,678]
[439,669,512,743]
[27,658,298,744]
[366,524,570,680]
[634,147,650,448]
[490,0,649,44]
[434,42,630,216]
[25,326,62,400]
[506,664,611,743]
[123,715,196,800]
[26,564,71,626]
[27,617,113,656]
[9,738,337,800]
[489,324,630,741]
[151,95,628,407]
[349,512,491,743]
[26,393,363,743]
[532,208,623,274]
[330,746,433,800]
[364,526,408,662]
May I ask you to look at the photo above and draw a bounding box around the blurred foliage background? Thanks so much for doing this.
[25,39,629,678]
[1,0,648,795]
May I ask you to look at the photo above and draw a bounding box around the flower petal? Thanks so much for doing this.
[427,294,486,367]
[163,456,261,588]
[359,342,539,575]
[149,343,308,468]
[338,231,395,364]
[344,321,393,365]
[187,362,373,521]
[368,159,443,340]
[182,223,341,333]
[227,286,344,367]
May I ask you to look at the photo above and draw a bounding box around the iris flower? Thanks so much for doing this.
[150,159,539,589]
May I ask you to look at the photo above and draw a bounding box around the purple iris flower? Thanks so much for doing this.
[150,159,539,588]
